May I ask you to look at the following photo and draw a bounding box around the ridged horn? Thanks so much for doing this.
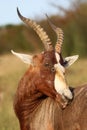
[46,15,64,53]
[17,8,53,51]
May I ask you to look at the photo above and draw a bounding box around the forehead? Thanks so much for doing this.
[42,51,57,63]
[41,51,64,66]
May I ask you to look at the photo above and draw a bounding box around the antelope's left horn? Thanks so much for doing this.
[17,8,53,51]
[46,15,64,53]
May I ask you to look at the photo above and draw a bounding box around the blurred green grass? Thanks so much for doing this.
[0,54,87,130]
[0,54,27,130]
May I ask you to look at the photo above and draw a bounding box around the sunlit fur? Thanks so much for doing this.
[13,8,80,130]
[14,51,66,130]
[54,53,73,100]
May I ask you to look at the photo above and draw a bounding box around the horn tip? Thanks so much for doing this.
[16,7,22,19]
[17,7,20,16]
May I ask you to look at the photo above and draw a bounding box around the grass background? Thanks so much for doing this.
[0,54,87,130]
[0,54,27,130]
[0,1,87,129]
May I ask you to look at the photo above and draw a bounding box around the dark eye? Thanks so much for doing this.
[44,62,49,67]
[51,67,55,72]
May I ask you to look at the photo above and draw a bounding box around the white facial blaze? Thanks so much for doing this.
[55,52,60,62]
[54,53,73,100]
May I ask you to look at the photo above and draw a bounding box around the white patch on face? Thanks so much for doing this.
[55,52,65,73]
[54,52,73,100]
[54,73,73,99]
[55,52,60,62]
[54,64,65,74]
[54,74,66,94]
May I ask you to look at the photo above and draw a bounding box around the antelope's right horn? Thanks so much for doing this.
[46,15,64,53]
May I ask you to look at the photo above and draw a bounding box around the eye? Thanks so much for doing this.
[51,67,55,72]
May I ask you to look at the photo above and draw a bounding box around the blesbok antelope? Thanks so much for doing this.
[12,8,82,130]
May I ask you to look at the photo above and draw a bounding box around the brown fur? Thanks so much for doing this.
[14,9,86,130]
[24,85,87,130]
[14,50,65,130]
[14,50,87,130]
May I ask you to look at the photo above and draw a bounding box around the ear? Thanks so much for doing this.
[63,55,79,67]
[11,50,33,65]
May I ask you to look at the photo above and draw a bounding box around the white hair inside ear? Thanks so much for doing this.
[64,55,79,67]
[11,50,33,65]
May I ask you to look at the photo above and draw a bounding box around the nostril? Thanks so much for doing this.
[51,67,55,72]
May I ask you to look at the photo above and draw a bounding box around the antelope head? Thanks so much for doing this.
[12,8,79,102]
[46,16,79,100]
